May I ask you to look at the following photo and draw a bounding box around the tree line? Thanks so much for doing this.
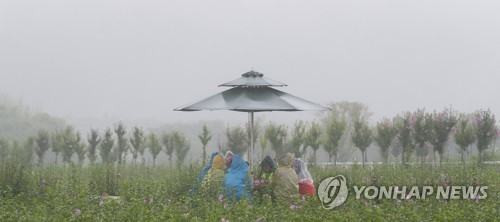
[0,122,191,167]
[0,101,497,167]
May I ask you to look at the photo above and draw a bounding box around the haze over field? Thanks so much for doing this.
[1,0,499,129]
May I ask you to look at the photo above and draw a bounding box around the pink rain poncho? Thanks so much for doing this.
[292,158,316,197]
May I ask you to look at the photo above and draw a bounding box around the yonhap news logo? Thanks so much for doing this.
[317,175,348,209]
[318,175,489,209]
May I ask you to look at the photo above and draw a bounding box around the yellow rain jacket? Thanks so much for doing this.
[202,154,226,197]
[272,153,299,203]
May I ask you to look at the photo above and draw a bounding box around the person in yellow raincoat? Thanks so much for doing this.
[271,153,299,203]
[201,154,226,199]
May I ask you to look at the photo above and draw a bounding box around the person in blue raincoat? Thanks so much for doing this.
[223,154,252,201]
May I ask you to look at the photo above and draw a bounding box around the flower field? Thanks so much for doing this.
[0,162,498,221]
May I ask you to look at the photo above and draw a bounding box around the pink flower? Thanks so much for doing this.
[222,218,229,222]
[218,194,224,202]
[356,196,361,200]
[405,194,411,200]
[397,199,402,205]
[74,208,81,217]
[301,196,306,202]
[364,200,371,205]
[470,194,480,202]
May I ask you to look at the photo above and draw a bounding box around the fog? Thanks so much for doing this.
[1,0,499,129]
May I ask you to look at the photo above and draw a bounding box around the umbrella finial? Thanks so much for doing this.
[242,70,263,78]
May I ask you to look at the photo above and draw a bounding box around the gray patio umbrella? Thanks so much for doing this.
[174,70,328,177]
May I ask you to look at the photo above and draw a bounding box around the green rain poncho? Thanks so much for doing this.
[201,154,226,198]
[272,153,299,203]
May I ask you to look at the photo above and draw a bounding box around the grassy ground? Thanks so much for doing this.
[0,161,498,221]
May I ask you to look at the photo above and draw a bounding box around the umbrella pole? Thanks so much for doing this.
[249,111,254,182]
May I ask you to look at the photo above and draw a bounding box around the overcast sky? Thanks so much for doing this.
[1,0,499,127]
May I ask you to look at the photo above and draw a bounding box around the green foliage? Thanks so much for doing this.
[87,128,101,165]
[99,129,115,164]
[0,161,498,221]
[147,132,162,166]
[74,132,87,165]
[454,115,476,164]
[10,138,35,165]
[0,139,8,163]
[374,117,397,162]
[394,112,416,164]
[412,109,429,148]
[427,108,458,165]
[351,119,373,165]
[474,109,497,163]
[161,132,174,167]
[198,124,212,165]
[225,125,248,155]
[129,127,144,165]
[264,122,288,156]
[58,126,78,165]
[0,159,32,197]
[172,131,190,166]
[289,120,307,159]
[305,121,322,165]
[114,122,128,165]
[35,130,50,166]
[0,94,66,141]
[412,109,430,162]
[259,134,268,158]
[322,101,372,162]
[323,116,347,164]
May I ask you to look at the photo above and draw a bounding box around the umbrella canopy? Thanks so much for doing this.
[174,70,328,179]
[174,86,327,112]
[219,70,287,87]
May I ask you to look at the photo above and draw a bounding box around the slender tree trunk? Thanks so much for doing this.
[478,150,482,164]
[365,151,368,164]
[439,152,443,166]
[362,151,365,166]
[313,149,317,166]
[202,146,207,166]
[384,150,388,164]
[433,150,437,167]
[401,151,405,165]
[334,155,337,166]
[461,150,465,165]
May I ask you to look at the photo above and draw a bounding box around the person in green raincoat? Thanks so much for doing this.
[201,154,226,199]
[271,153,299,203]
[253,155,277,201]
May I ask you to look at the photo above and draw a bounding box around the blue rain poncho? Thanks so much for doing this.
[224,154,252,201]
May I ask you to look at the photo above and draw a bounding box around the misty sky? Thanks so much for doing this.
[1,0,499,127]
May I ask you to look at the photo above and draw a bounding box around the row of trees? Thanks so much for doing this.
[1,102,497,167]
[0,122,192,167]
[221,103,497,166]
